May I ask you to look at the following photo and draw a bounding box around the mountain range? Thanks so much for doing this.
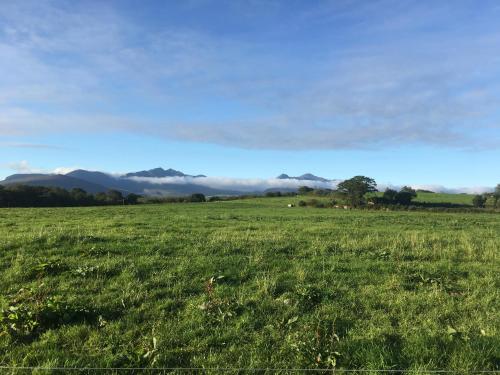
[276,173,330,182]
[0,167,333,196]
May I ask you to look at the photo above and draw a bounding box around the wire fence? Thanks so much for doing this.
[0,366,499,373]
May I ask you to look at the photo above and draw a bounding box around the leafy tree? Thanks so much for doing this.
[493,184,500,208]
[0,185,10,207]
[400,186,416,193]
[336,176,377,207]
[190,193,206,202]
[106,190,124,204]
[313,188,333,196]
[94,192,108,204]
[395,186,417,205]
[383,189,398,203]
[125,193,140,205]
[0,184,142,207]
[298,186,314,195]
[265,191,282,197]
[472,194,487,208]
[71,188,88,204]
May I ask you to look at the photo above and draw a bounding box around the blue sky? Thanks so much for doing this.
[1,0,499,190]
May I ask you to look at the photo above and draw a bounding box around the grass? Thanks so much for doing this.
[413,192,474,205]
[0,197,499,373]
[366,191,477,206]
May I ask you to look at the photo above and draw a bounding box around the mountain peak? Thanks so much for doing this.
[277,174,290,179]
[276,173,330,182]
[125,167,186,178]
[298,173,329,182]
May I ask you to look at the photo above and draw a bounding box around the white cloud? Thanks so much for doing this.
[408,184,493,195]
[52,167,78,175]
[0,142,66,149]
[4,160,44,174]
[126,175,340,192]
[3,161,78,175]
[126,176,493,194]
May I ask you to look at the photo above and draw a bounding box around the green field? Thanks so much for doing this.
[1,198,499,373]
[367,192,476,206]
[413,192,474,205]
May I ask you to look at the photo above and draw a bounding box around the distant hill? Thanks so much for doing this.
[66,170,137,193]
[263,187,298,194]
[67,170,126,190]
[1,168,340,196]
[125,167,206,178]
[0,168,238,196]
[277,173,330,182]
[1,174,109,194]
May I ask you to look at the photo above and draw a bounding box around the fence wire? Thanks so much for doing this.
[0,366,498,373]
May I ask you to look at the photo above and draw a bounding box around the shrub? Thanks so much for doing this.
[472,194,487,208]
[307,199,318,207]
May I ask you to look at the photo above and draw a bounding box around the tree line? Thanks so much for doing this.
[298,176,500,209]
[1,180,498,209]
[0,185,216,208]
[0,185,140,207]
[471,185,500,208]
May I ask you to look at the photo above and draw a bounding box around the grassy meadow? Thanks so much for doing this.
[412,192,475,206]
[367,192,477,206]
[0,197,499,373]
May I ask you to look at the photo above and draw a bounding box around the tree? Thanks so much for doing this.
[71,188,88,204]
[472,194,487,208]
[106,190,124,204]
[0,185,6,207]
[190,193,206,202]
[125,193,141,205]
[94,192,108,204]
[336,176,377,207]
[395,186,417,205]
[493,184,500,208]
[0,184,141,207]
[383,188,398,203]
[400,186,417,194]
[298,186,314,195]
[266,191,282,197]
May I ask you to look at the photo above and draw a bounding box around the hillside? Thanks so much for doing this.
[413,192,474,205]
[0,169,242,197]
[367,191,476,206]
[0,174,109,194]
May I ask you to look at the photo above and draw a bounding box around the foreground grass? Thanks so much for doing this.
[0,198,499,373]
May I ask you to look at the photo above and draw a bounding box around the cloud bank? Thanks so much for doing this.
[126,176,493,194]
[127,175,340,192]
[3,160,79,176]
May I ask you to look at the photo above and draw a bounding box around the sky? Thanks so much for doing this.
[1,0,499,191]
